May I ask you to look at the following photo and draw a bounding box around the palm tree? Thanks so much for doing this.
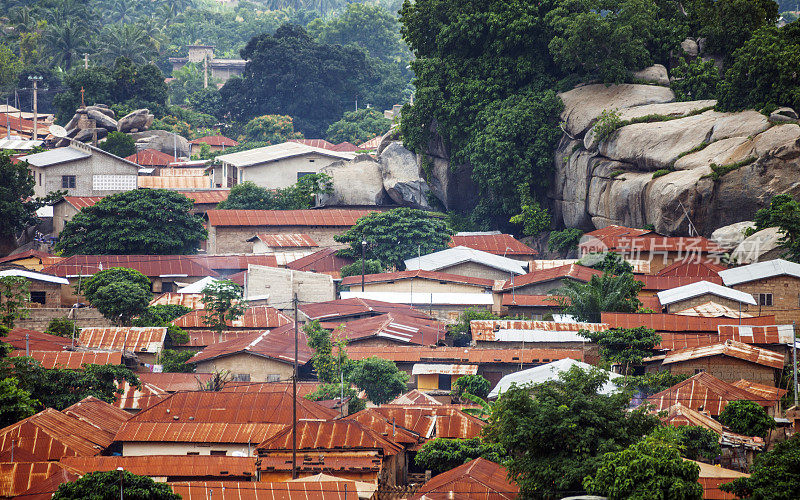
[556,273,643,323]
[96,24,157,65]
[44,20,90,70]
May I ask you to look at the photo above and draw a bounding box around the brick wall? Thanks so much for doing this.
[210,226,350,254]
[647,355,778,385]
[666,294,752,314]
[247,265,335,312]
[731,276,800,324]
[439,262,514,281]
[195,353,295,382]
[16,307,113,330]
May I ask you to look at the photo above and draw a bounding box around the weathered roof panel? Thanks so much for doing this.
[79,327,167,353]
[207,209,376,227]
[657,281,756,306]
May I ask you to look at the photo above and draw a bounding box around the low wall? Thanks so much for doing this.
[16,307,113,331]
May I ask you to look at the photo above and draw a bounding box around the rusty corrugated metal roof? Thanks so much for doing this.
[0,408,110,460]
[206,209,377,227]
[114,422,286,444]
[412,458,518,499]
[335,313,447,346]
[366,407,485,440]
[191,135,238,147]
[344,409,422,445]
[173,305,291,330]
[9,350,122,369]
[6,328,70,352]
[113,380,168,412]
[253,233,318,248]
[184,330,261,347]
[340,270,495,289]
[660,340,784,369]
[62,396,131,442]
[646,372,772,415]
[178,189,230,204]
[188,324,312,365]
[500,264,602,291]
[659,404,761,450]
[41,254,219,278]
[256,420,403,456]
[170,480,360,500]
[13,465,79,500]
[449,233,537,256]
[286,248,354,276]
[299,298,431,322]
[638,275,724,291]
[79,327,167,353]
[258,455,381,473]
[125,148,176,167]
[731,379,787,400]
[150,292,205,309]
[602,313,775,333]
[136,373,215,392]
[500,294,566,307]
[716,324,794,344]
[0,462,80,498]
[63,455,255,479]
[0,249,53,265]
[656,258,727,277]
[470,319,607,342]
[346,346,582,364]
[387,390,442,406]
[674,301,754,318]
[186,254,278,271]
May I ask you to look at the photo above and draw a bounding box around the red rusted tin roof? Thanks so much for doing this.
[286,248,353,277]
[646,372,772,415]
[500,264,602,290]
[583,225,654,241]
[62,396,131,441]
[184,330,261,347]
[186,254,278,272]
[63,455,255,479]
[344,409,422,445]
[660,340,784,369]
[188,324,311,365]
[638,275,724,291]
[299,298,431,322]
[602,313,775,333]
[470,319,607,342]
[449,233,537,256]
[137,373,215,392]
[114,422,286,444]
[113,379,169,412]
[178,189,230,204]
[387,390,443,406]
[6,328,71,352]
[656,258,727,277]
[125,148,177,167]
[41,255,219,278]
[346,346,582,364]
[62,195,104,210]
[412,458,519,499]
[206,209,377,227]
[0,408,111,460]
[150,292,205,309]
[340,270,495,288]
[13,464,80,500]
[0,462,80,498]
[190,135,239,147]
[169,480,360,500]
[173,305,292,330]
[334,312,447,346]
[252,233,318,248]
[257,455,381,473]
[256,419,403,456]
[581,234,724,254]
[79,327,166,353]
[10,350,122,369]
[500,294,567,307]
[0,249,53,265]
[330,141,359,152]
[365,407,485,440]
[290,138,335,150]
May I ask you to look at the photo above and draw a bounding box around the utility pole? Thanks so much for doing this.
[5,97,9,139]
[28,76,42,140]
[203,54,209,89]
[361,240,366,292]
[84,53,89,69]
[117,467,123,500]
[292,293,298,479]
[793,321,798,407]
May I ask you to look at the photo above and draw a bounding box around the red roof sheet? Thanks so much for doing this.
[285,248,353,277]
[115,421,287,444]
[388,390,443,406]
[500,264,602,290]
[345,408,423,444]
[470,319,607,342]
[412,458,518,499]
[151,292,205,309]
[207,209,376,227]
[583,225,654,241]
[113,379,168,412]
[290,138,335,150]
[0,408,111,461]
[0,249,53,265]
[646,372,773,415]
[581,235,724,253]
[190,135,239,147]
[125,148,177,167]
[12,464,79,500]
[137,372,216,392]
[187,254,278,272]
[173,305,292,329]
[450,233,537,256]
[177,190,230,204]
[660,340,784,369]
[9,350,122,369]
[656,258,727,277]
[367,407,485,440]
[256,419,403,456]
[500,294,567,307]
[299,298,432,322]
[638,275,724,291]
[602,313,775,333]
[41,255,219,278]
[61,396,131,441]
[184,330,261,347]
[256,455,381,473]
[254,233,318,248]
[0,462,79,498]
[62,196,104,210]
[732,379,787,401]
[63,455,256,479]
[335,312,447,346]
[341,269,495,288]
[6,328,70,352]
[346,346,582,364]
[189,323,311,365]
[78,327,166,352]
[330,141,359,152]
[169,480,360,500]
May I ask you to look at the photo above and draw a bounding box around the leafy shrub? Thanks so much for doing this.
[44,317,77,338]
[594,109,623,140]
[452,374,491,400]
[548,228,584,252]
[671,58,721,101]
[719,399,776,438]
[708,157,756,180]
[340,259,383,279]
[652,169,671,179]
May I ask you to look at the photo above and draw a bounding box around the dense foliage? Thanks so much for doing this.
[158,349,197,373]
[452,374,491,400]
[243,114,303,144]
[216,175,332,210]
[748,193,800,262]
[55,189,207,256]
[44,317,77,338]
[558,273,644,323]
[483,365,659,497]
[448,308,502,347]
[325,107,392,145]
[339,259,383,279]
[348,357,408,405]
[0,377,37,428]
[720,434,800,500]
[304,320,348,384]
[415,437,507,475]
[82,268,152,325]
[53,470,180,500]
[304,382,365,414]
[718,399,777,438]
[99,131,137,157]
[200,279,246,335]
[579,326,661,375]
[335,208,454,270]
[0,276,29,329]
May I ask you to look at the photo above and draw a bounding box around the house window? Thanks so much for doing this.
[297,171,314,180]
[759,293,773,306]
[231,373,250,382]
[438,374,451,390]
[210,450,227,456]
[161,281,174,293]
[61,175,76,189]
[266,374,281,382]
[30,291,46,304]
[186,452,200,456]
[694,369,705,374]
[38,173,41,185]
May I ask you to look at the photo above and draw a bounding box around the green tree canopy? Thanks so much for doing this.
[243,114,303,144]
[216,175,332,210]
[100,131,137,158]
[304,320,348,384]
[53,470,180,500]
[583,433,703,500]
[55,189,207,256]
[339,259,383,279]
[158,349,197,373]
[720,434,800,500]
[415,437,507,475]
[335,208,454,270]
[82,268,152,326]
[483,365,659,497]
[325,107,392,145]
[452,374,491,400]
[349,357,408,405]
[579,326,661,376]
[44,317,77,338]
[308,3,407,62]
[558,273,644,323]
[0,377,37,428]
[0,276,30,329]
[747,194,800,262]
[448,308,502,347]
[200,279,246,336]
[718,399,777,438]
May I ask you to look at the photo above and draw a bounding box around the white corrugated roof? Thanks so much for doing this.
[20,146,91,167]
[411,363,479,376]
[0,139,43,150]
[719,259,800,286]
[340,290,495,306]
[657,280,756,306]
[176,276,219,293]
[217,141,356,168]
[493,329,589,342]
[0,269,69,284]
[488,358,621,398]
[405,246,527,275]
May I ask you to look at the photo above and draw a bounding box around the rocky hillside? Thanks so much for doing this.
[551,79,800,237]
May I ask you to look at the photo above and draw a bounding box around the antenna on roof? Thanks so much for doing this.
[677,200,698,237]
[50,125,67,139]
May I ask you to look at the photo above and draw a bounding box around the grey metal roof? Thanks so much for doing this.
[217,141,356,168]
[488,358,621,398]
[405,246,527,275]
[719,259,800,286]
[20,146,90,167]
[657,280,756,306]
[0,139,43,150]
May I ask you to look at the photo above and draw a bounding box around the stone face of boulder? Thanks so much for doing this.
[681,38,699,57]
[86,109,118,132]
[318,155,389,206]
[773,107,798,119]
[633,64,669,86]
[379,141,434,209]
[86,105,115,119]
[711,221,755,250]
[73,127,108,143]
[119,109,155,133]
[131,130,190,157]
[559,84,675,137]
[731,227,785,264]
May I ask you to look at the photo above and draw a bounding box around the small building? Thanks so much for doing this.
[488,358,621,399]
[212,141,356,189]
[246,233,319,263]
[333,312,447,347]
[299,298,432,326]
[644,339,784,386]
[286,248,354,280]
[78,326,167,365]
[0,268,68,308]
[0,250,53,271]
[411,458,518,499]
[656,280,756,315]
[497,263,602,296]
[449,232,537,262]
[22,142,139,198]
[469,319,606,362]
[405,246,527,281]
[339,290,494,323]
[205,208,376,254]
[719,259,800,323]
[245,265,336,313]
[190,135,238,155]
[169,45,246,83]
[340,270,496,295]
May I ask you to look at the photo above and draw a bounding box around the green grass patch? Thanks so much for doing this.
[609,170,626,178]
[704,157,757,180]
[652,169,672,179]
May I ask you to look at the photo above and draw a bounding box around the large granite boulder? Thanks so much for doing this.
[633,64,669,86]
[73,127,108,143]
[119,109,154,133]
[379,142,434,209]
[711,221,756,250]
[731,227,784,264]
[86,105,115,119]
[318,155,389,206]
[86,109,118,132]
[131,130,190,157]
